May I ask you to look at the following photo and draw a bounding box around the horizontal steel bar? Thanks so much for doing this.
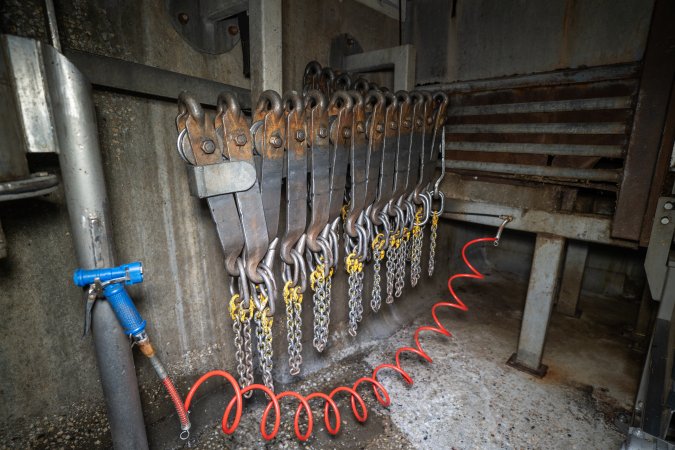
[445,122,626,135]
[445,142,624,158]
[64,49,251,109]
[449,96,632,116]
[418,63,640,93]
[441,198,636,248]
[443,160,622,182]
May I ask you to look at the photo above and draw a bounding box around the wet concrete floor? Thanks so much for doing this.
[148,269,641,449]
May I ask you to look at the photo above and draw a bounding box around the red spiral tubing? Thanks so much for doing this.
[182,236,496,441]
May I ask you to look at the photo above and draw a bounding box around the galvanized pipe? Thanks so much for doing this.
[41,42,149,449]
[443,160,621,182]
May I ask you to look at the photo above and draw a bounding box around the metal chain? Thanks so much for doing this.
[242,315,254,398]
[310,261,332,352]
[254,296,274,393]
[410,207,424,287]
[229,294,247,390]
[229,293,254,398]
[283,280,303,375]
[370,233,386,312]
[346,251,364,336]
[385,230,399,304]
[395,228,410,297]
[428,210,440,277]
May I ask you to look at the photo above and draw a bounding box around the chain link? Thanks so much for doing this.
[283,280,303,375]
[385,230,399,304]
[395,228,410,297]
[310,260,332,352]
[228,293,254,398]
[254,294,274,393]
[428,210,439,276]
[370,233,386,312]
[346,251,364,336]
[410,207,424,287]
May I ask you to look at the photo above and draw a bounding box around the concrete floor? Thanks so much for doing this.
[0,244,641,449]
[146,269,641,449]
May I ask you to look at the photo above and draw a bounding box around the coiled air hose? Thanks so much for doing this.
[181,236,496,441]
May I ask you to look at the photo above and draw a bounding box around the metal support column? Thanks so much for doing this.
[556,240,588,317]
[508,234,566,377]
[4,35,149,449]
[249,0,282,101]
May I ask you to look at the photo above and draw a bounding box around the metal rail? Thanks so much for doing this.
[443,160,622,182]
[445,142,624,158]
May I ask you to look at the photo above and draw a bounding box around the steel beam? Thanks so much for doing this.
[508,234,566,377]
[249,0,282,101]
[442,198,636,248]
[443,160,621,183]
[63,49,251,109]
[556,240,588,317]
[612,0,675,241]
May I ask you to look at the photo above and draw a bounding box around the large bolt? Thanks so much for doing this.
[390,121,398,130]
[177,12,189,25]
[661,216,671,225]
[342,127,352,139]
[356,122,365,133]
[295,129,306,142]
[415,118,423,127]
[228,25,239,36]
[375,123,384,133]
[270,135,283,148]
[403,119,412,128]
[318,127,328,138]
[665,202,674,210]
[201,139,216,154]
[235,134,247,146]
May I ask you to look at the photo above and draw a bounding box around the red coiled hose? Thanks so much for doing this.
[183,236,496,441]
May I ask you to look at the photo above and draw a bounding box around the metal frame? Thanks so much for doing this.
[341,44,416,92]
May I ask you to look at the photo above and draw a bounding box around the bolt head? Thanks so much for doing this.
[415,119,423,127]
[295,129,306,142]
[201,139,216,154]
[227,25,239,36]
[270,135,283,148]
[390,121,398,130]
[403,120,411,128]
[665,202,674,210]
[427,117,433,125]
[235,134,247,146]
[342,127,352,139]
[318,127,328,138]
[375,123,384,133]
[177,13,189,25]
[356,122,365,133]
[661,216,670,225]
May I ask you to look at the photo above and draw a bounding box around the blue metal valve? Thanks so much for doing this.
[73,261,143,287]
[74,262,146,338]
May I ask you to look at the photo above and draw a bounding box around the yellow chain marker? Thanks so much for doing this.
[239,299,254,322]
[310,262,324,291]
[340,202,350,222]
[229,293,240,321]
[432,210,440,227]
[372,233,386,259]
[283,280,294,305]
[294,286,303,307]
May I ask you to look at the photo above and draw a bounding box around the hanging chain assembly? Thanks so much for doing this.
[175,60,454,413]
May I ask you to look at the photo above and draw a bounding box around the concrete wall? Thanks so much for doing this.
[0,0,401,444]
[410,0,655,84]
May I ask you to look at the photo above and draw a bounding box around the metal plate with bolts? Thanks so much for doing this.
[167,0,247,54]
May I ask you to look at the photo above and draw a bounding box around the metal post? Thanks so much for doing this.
[249,0,282,101]
[40,42,149,448]
[508,234,566,377]
[43,0,62,52]
[556,240,588,317]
